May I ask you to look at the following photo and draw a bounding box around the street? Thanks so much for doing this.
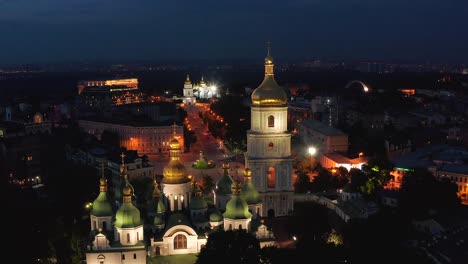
[147,103,245,183]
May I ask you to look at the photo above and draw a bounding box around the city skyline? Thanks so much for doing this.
[1,0,467,64]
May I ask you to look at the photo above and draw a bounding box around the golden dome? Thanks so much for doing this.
[100,177,107,186]
[123,184,133,196]
[169,137,180,149]
[162,160,190,184]
[185,74,191,85]
[251,45,288,107]
[251,76,288,106]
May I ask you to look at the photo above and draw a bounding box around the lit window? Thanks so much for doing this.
[174,234,187,249]
[268,115,275,127]
[267,167,276,188]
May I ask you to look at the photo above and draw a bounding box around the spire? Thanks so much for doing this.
[152,176,160,198]
[99,161,107,192]
[222,161,230,175]
[243,168,252,184]
[185,74,191,85]
[231,180,241,196]
[122,182,133,203]
[264,41,274,75]
[266,41,271,58]
[120,152,129,181]
[172,121,177,137]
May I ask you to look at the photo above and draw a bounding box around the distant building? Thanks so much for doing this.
[320,152,368,171]
[182,75,220,101]
[296,118,348,154]
[76,78,146,118]
[79,119,184,155]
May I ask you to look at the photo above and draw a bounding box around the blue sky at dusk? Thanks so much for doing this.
[0,0,467,64]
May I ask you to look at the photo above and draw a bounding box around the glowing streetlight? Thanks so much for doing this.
[308,147,317,156]
[308,146,317,169]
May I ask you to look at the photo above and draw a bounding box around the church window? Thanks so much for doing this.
[102,221,107,231]
[122,254,125,260]
[137,232,139,241]
[268,142,274,149]
[174,234,187,249]
[239,224,243,230]
[127,233,131,243]
[133,253,137,259]
[229,224,233,230]
[268,115,275,127]
[267,167,276,188]
[97,254,105,264]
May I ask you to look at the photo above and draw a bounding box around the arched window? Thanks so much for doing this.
[268,142,274,149]
[97,254,105,264]
[155,246,161,256]
[267,167,276,189]
[229,224,233,230]
[268,115,275,127]
[127,233,131,243]
[239,224,243,230]
[174,234,187,249]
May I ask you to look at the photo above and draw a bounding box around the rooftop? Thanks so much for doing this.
[297,119,346,136]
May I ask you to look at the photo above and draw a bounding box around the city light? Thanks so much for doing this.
[308,146,317,156]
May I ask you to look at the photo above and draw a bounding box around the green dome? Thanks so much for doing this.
[209,211,223,222]
[90,192,114,217]
[240,182,260,205]
[156,199,166,213]
[115,202,141,228]
[190,195,208,210]
[154,215,163,225]
[223,196,252,220]
[216,174,233,195]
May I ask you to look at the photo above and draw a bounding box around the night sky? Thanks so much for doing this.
[1,0,467,64]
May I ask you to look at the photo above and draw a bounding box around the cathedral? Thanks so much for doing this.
[85,48,291,263]
[182,75,220,104]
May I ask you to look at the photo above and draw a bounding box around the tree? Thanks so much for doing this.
[310,167,333,192]
[196,229,260,264]
[294,171,311,193]
[399,168,460,218]
[200,174,215,195]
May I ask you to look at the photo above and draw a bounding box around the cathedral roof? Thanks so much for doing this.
[115,183,141,228]
[162,159,190,184]
[91,167,114,217]
[209,210,223,222]
[216,162,234,195]
[240,168,260,205]
[189,186,208,210]
[251,46,288,107]
[91,192,114,217]
[154,215,163,225]
[223,181,253,220]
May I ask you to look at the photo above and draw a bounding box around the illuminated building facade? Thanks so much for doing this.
[245,47,294,217]
[296,118,348,154]
[77,78,146,118]
[78,120,185,155]
[183,75,220,101]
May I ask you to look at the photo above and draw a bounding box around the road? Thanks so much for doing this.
[148,103,245,183]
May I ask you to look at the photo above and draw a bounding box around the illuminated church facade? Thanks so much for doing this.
[84,49,286,263]
[245,47,295,217]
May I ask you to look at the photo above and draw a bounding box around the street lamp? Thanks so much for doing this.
[308,146,317,169]
[308,147,317,156]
